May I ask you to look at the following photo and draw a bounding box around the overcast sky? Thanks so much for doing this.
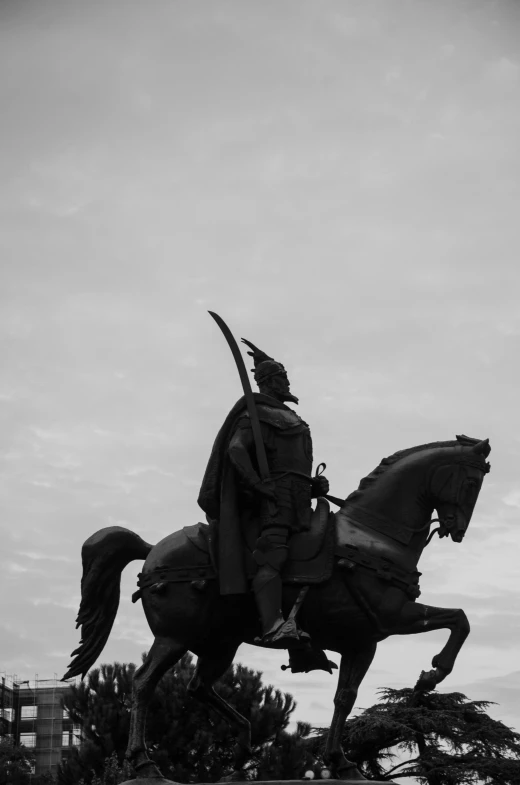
[2,0,520,771]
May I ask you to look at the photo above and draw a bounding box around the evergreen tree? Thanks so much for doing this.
[57,654,314,783]
[0,737,35,785]
[313,687,520,784]
[58,663,134,785]
[147,655,314,782]
[78,753,134,785]
[254,721,315,781]
[32,773,57,785]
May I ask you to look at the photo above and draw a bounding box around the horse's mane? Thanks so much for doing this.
[345,435,480,504]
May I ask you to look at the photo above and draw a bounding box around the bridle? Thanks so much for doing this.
[318,454,489,549]
[395,457,489,547]
[395,515,443,547]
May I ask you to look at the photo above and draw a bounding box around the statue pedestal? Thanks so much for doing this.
[122,779,396,784]
[120,779,175,785]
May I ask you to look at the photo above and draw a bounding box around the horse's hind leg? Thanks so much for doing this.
[324,642,377,781]
[127,635,187,778]
[188,642,251,773]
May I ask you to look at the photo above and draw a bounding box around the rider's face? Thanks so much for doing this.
[267,372,299,404]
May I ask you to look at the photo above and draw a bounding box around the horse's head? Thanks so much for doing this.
[429,438,491,543]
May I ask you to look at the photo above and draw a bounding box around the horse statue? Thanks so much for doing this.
[63,434,490,782]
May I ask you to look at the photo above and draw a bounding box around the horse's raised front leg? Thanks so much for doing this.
[126,635,187,778]
[188,641,251,777]
[394,601,470,691]
[324,642,377,781]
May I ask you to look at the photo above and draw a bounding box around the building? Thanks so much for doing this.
[0,674,82,779]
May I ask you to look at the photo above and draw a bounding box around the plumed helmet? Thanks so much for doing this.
[241,338,287,386]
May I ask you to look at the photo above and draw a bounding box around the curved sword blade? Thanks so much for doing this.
[208,311,270,481]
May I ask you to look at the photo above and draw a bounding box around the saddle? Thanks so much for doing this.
[134,498,335,599]
[242,497,335,584]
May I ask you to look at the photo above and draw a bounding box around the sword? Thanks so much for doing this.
[208,311,273,500]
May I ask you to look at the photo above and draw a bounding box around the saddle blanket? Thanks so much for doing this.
[136,498,335,595]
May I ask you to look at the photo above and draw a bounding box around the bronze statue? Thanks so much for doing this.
[198,312,330,648]
[63,315,491,783]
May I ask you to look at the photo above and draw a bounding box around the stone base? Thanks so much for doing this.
[119,779,177,785]
[120,780,396,785]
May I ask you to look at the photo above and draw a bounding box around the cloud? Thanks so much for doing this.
[124,466,176,479]
[450,671,520,729]
[31,597,79,611]
[439,43,455,60]
[484,57,520,91]
[309,700,328,711]
[503,489,520,508]
[7,563,28,574]
[112,617,154,648]
[16,551,74,563]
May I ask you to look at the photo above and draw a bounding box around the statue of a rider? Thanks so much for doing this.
[198,334,330,649]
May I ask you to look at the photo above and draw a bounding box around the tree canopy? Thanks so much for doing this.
[78,753,133,785]
[58,662,134,784]
[312,687,520,784]
[57,654,315,783]
[0,736,35,785]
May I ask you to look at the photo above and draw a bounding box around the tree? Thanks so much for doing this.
[32,773,56,785]
[146,655,315,782]
[57,663,134,785]
[78,753,134,785]
[313,687,520,784]
[58,654,315,783]
[254,721,315,781]
[0,737,35,785]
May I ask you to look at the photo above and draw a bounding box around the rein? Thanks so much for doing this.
[398,516,444,547]
[339,500,445,547]
[424,519,443,545]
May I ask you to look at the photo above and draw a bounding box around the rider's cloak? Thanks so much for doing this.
[197,393,299,594]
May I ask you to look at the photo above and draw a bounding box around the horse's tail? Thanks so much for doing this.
[62,526,153,681]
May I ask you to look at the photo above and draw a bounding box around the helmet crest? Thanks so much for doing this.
[241,338,287,386]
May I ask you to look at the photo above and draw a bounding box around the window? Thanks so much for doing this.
[62,732,70,747]
[21,705,37,719]
[20,733,36,748]
[63,707,70,719]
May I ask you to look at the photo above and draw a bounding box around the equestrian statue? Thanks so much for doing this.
[63,313,491,783]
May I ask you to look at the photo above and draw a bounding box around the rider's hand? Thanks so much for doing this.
[254,479,277,502]
[312,475,330,497]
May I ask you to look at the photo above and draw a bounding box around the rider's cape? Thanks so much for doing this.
[197,393,297,594]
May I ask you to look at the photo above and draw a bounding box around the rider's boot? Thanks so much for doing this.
[252,533,311,649]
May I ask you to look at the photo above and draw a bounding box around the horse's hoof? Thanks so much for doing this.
[133,760,164,779]
[431,655,451,676]
[414,668,438,692]
[218,772,246,782]
[336,764,367,780]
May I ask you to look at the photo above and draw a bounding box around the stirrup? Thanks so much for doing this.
[255,617,311,650]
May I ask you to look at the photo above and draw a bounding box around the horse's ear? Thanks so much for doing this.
[472,438,490,457]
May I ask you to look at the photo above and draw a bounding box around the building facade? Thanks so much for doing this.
[0,674,82,778]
